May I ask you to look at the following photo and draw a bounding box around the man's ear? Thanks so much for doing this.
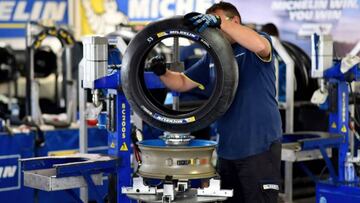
[233,16,241,24]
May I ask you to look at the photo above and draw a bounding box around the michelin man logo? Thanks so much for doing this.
[82,0,129,35]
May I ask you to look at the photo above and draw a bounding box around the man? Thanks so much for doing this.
[149,2,282,202]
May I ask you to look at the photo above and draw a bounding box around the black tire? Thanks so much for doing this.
[121,16,238,133]
[282,41,314,101]
[0,46,17,82]
[283,41,318,101]
[34,48,57,78]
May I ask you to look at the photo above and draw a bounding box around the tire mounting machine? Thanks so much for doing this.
[20,29,233,202]
[308,33,360,202]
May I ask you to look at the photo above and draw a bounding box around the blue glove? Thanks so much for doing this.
[185,12,221,32]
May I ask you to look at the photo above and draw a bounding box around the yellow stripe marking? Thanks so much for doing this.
[157,32,166,38]
[0,23,26,28]
[187,116,196,122]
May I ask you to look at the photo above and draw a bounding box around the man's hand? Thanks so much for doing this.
[148,55,167,76]
[185,12,221,32]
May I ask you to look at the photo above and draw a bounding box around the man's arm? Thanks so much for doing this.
[148,54,210,92]
[185,12,271,60]
[221,20,271,60]
[159,70,198,92]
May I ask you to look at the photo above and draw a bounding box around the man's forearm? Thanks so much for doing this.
[159,70,196,92]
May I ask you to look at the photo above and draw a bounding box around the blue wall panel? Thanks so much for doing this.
[0,132,35,203]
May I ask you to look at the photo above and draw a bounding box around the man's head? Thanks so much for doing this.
[206,1,241,25]
[206,2,241,43]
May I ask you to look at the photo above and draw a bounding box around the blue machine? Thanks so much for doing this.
[310,34,360,203]
[315,66,360,203]
[93,71,133,203]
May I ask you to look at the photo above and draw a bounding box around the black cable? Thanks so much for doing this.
[21,117,45,149]
[130,126,142,164]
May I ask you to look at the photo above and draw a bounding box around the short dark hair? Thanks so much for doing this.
[206,1,241,23]
[261,23,279,37]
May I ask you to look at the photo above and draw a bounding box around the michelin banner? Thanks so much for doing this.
[117,0,217,22]
[80,0,217,35]
[226,0,360,56]
[0,0,69,38]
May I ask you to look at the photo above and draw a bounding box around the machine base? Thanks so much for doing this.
[126,188,228,203]
[122,177,232,202]
[316,181,360,203]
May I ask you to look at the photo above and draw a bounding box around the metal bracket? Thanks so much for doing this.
[197,178,233,197]
[121,177,157,194]
[177,180,189,192]
[163,182,175,202]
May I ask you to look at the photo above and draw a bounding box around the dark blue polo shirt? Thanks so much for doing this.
[184,34,282,160]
